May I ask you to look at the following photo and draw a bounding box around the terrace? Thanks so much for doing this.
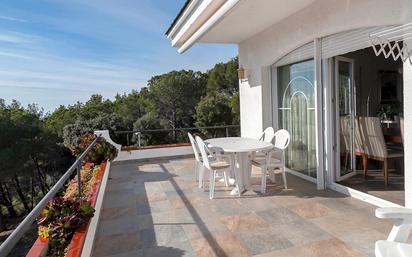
[89,148,407,257]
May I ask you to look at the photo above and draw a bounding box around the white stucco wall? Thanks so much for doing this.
[238,0,412,136]
[237,0,412,205]
[404,41,412,208]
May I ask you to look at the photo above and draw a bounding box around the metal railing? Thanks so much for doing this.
[0,135,101,256]
[114,125,240,147]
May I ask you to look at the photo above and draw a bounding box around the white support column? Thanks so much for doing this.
[404,42,412,207]
[314,38,325,190]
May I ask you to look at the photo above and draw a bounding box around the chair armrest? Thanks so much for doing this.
[376,207,412,243]
[376,207,412,221]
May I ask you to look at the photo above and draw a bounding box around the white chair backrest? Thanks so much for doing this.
[195,136,211,170]
[359,117,387,158]
[188,132,201,162]
[260,127,276,143]
[354,117,364,154]
[341,116,364,154]
[273,129,290,150]
[400,117,404,143]
[340,116,351,152]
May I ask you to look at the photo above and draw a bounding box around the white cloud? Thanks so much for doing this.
[0,15,27,23]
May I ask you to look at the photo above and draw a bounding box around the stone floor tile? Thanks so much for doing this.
[339,229,387,257]
[236,227,293,255]
[97,214,139,237]
[190,232,252,257]
[287,201,334,219]
[256,207,303,225]
[304,238,368,257]
[93,232,142,257]
[149,199,173,213]
[236,197,280,212]
[182,218,229,240]
[102,189,135,209]
[99,206,137,222]
[137,241,196,257]
[252,245,311,257]
[220,212,268,233]
[270,219,332,246]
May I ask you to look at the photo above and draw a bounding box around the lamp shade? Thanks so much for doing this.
[238,66,245,80]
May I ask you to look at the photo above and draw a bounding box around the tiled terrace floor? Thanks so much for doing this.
[92,157,398,257]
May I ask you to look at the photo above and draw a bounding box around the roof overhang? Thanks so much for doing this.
[166,0,317,53]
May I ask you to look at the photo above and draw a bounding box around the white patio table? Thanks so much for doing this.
[205,137,273,195]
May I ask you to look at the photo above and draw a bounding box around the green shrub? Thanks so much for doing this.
[72,133,118,164]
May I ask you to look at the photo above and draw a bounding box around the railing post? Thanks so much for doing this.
[137,132,141,147]
[225,127,229,137]
[77,162,82,197]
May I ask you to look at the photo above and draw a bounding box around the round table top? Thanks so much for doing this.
[205,137,273,153]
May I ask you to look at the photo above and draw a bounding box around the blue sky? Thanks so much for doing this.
[0,0,237,112]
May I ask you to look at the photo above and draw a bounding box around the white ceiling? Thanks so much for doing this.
[198,0,317,44]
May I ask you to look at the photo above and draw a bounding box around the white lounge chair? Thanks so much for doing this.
[375,207,412,257]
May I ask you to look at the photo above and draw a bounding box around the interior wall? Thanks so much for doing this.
[343,48,403,118]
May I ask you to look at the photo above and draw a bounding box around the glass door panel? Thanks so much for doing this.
[277,59,317,178]
[335,56,356,181]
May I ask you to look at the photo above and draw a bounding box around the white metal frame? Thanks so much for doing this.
[334,56,357,182]
[314,38,325,189]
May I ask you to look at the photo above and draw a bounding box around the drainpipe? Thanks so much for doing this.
[178,0,241,53]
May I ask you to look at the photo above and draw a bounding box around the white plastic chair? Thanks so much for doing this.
[195,136,231,199]
[188,132,202,186]
[252,127,276,161]
[252,129,290,193]
[259,127,276,143]
[375,207,412,257]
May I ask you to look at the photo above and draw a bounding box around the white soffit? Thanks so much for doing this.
[198,0,317,44]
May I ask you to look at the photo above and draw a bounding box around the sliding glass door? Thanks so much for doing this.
[277,59,317,178]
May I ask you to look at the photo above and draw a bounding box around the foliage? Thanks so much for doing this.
[148,70,207,130]
[113,88,152,130]
[63,112,123,150]
[63,165,99,200]
[229,92,240,124]
[133,112,170,145]
[206,57,239,94]
[377,104,400,120]
[37,197,94,257]
[72,134,118,164]
[195,93,235,137]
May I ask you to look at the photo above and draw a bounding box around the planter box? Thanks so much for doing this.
[26,161,107,257]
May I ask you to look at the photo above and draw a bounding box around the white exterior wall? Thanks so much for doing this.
[238,0,412,136]
[404,40,412,208]
[237,0,412,205]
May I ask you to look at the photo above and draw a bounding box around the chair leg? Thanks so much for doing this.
[260,165,267,194]
[194,161,198,182]
[363,155,368,178]
[209,170,216,199]
[384,158,389,186]
[223,171,229,188]
[281,166,288,190]
[199,165,205,189]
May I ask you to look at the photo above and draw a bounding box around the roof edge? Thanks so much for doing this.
[165,0,193,36]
